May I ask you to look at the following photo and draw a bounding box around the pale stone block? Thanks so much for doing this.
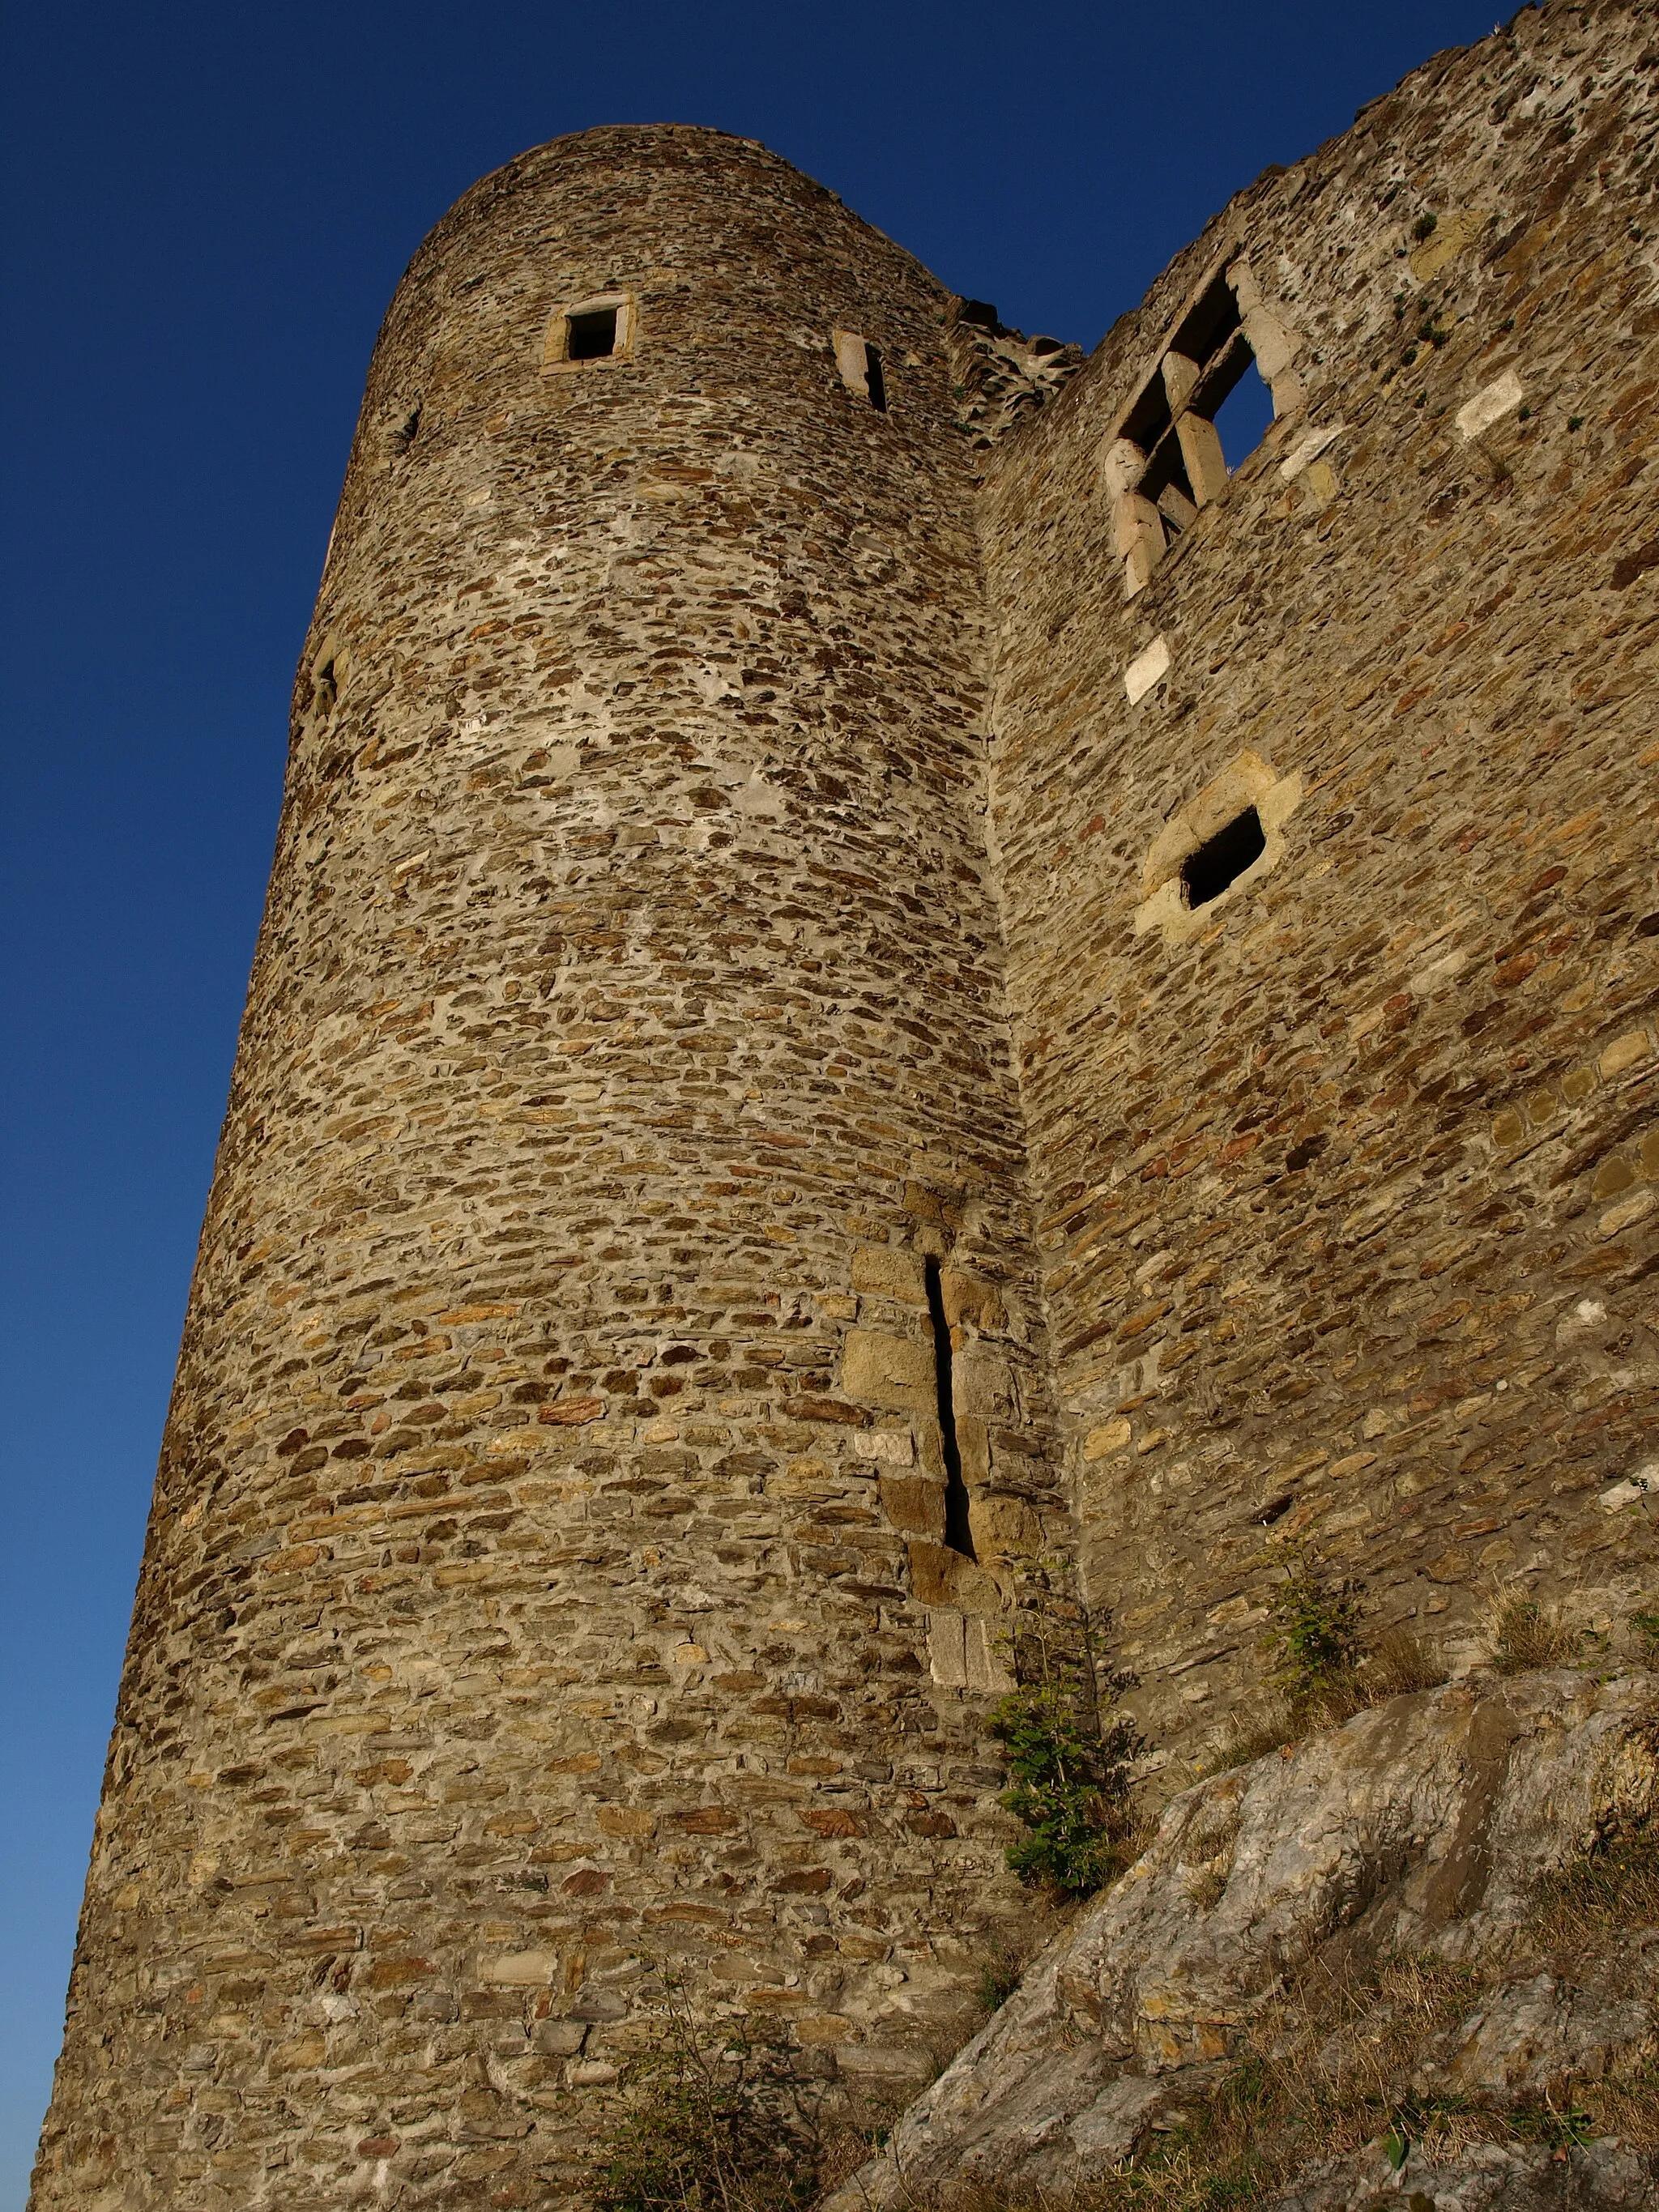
[964,1617,1014,1694]
[939,1268,1006,1334]
[1598,1465,1657,1512]
[1124,636,1171,705]
[907,1541,1003,1614]
[832,327,875,398]
[1409,207,1491,283]
[969,1492,1043,1562]
[1084,1419,1132,1461]
[851,1429,915,1464]
[842,1328,934,1411]
[955,1413,992,1486]
[1175,411,1229,505]
[851,1247,927,1303]
[480,1950,560,1985]
[928,1607,967,1687]
[1114,490,1163,561]
[880,1472,946,1537]
[1279,425,1344,482]
[1599,1029,1651,1078]
[953,1345,1013,1420]
[1599,1190,1653,1239]
[1456,369,1525,439]
[1161,349,1201,408]
[1102,437,1147,496]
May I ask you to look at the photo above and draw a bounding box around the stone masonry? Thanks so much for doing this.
[32,5,1659,2206]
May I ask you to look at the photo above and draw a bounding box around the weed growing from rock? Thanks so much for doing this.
[1205,1574,1446,1775]
[1267,1549,1365,1718]
[1481,1583,1582,1674]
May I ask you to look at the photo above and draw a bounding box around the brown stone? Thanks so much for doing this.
[34,16,1659,2202]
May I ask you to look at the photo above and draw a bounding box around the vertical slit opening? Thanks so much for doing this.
[925,1258,975,1558]
[864,343,888,412]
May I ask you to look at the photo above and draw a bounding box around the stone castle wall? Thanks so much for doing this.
[978,0,1658,1758]
[32,127,1065,2210]
[32,6,1659,2206]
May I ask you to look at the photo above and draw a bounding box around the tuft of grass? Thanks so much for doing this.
[1201,1694,1298,1776]
[1358,1626,1446,1698]
[1525,1822,1659,1966]
[1630,1604,1659,1665]
[1481,1585,1582,1674]
[976,1945,1024,2019]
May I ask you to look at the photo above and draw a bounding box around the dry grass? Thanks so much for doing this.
[1480,1584,1582,1675]
[1201,1632,1447,1778]
[859,1826,1659,2212]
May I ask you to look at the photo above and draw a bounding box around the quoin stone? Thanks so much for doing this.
[33,3,1659,2204]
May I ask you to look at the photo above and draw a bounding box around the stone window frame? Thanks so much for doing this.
[831,327,889,411]
[1104,249,1305,598]
[305,634,348,729]
[539,291,638,374]
[1132,748,1303,945]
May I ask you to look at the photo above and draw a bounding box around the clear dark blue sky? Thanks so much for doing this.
[0,0,1499,2196]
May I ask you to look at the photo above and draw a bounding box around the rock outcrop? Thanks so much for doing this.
[830,1669,1659,2210]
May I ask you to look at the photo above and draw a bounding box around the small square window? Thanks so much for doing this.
[565,306,617,360]
[541,293,636,374]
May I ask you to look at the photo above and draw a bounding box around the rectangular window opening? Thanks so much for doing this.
[864,343,888,411]
[566,306,619,360]
[1207,351,1275,472]
[924,1259,976,1560]
[1182,806,1265,908]
[1172,274,1243,371]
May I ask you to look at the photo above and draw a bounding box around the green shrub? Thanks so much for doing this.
[987,1681,1142,1898]
[986,1562,1146,1901]
[1266,1554,1365,1715]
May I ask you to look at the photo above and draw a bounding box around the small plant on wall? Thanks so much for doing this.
[987,1559,1145,1900]
[589,1965,825,2212]
[1266,1547,1367,1720]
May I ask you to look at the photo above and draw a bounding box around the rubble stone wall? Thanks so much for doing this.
[32,126,1064,2211]
[32,6,1659,2204]
[978,0,1659,1759]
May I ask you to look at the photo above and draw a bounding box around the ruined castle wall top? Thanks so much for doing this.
[977,0,1659,1756]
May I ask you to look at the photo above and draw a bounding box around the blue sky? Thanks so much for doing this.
[0,0,1499,2196]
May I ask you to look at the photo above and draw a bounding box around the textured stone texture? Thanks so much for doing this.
[977,0,1659,1759]
[32,3,1659,2204]
[827,1668,1659,2207]
[31,129,1064,2211]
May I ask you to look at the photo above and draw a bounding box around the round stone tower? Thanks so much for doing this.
[33,127,1062,2210]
